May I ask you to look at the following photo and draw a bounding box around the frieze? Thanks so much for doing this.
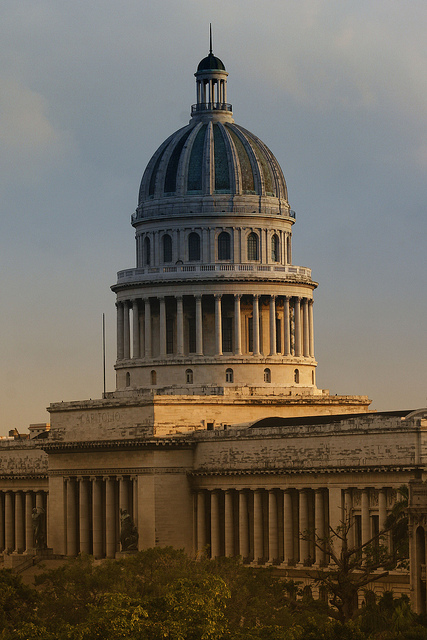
[48,467,193,477]
[371,489,379,506]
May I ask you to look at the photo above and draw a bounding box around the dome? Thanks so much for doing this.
[197,53,226,71]
[138,121,288,209]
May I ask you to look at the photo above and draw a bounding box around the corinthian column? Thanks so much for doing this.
[252,295,260,356]
[234,294,242,355]
[132,300,140,359]
[294,298,301,357]
[79,478,90,555]
[268,490,278,563]
[253,489,263,562]
[177,296,184,356]
[105,476,116,558]
[302,298,309,357]
[284,296,291,356]
[224,490,234,557]
[308,300,314,357]
[195,295,203,355]
[123,301,130,359]
[159,297,166,356]
[269,296,276,355]
[66,478,77,557]
[215,295,222,356]
[116,302,124,360]
[144,298,151,358]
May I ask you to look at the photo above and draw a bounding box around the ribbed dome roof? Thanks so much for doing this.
[197,53,226,71]
[138,121,288,206]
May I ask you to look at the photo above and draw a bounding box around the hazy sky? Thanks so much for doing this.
[1,1,426,435]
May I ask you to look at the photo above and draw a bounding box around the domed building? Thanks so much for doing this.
[2,47,426,611]
[111,47,369,421]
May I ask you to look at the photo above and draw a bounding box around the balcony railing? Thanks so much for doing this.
[116,263,312,285]
[191,102,232,114]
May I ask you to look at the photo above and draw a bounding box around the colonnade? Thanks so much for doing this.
[0,490,47,553]
[117,293,314,361]
[63,475,137,558]
[194,486,392,564]
[196,77,227,108]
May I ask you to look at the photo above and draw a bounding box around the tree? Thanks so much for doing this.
[306,487,408,623]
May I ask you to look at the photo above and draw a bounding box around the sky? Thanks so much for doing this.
[0,0,426,435]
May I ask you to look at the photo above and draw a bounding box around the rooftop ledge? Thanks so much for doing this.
[115,263,314,286]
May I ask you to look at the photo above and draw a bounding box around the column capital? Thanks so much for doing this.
[214,293,222,300]
[234,293,242,300]
[253,293,260,300]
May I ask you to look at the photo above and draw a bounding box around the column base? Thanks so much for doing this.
[115,549,139,559]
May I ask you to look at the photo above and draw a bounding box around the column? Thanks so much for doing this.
[344,489,354,549]
[105,476,116,558]
[91,477,103,558]
[215,295,222,356]
[211,491,220,559]
[253,489,263,562]
[159,297,166,356]
[25,492,33,551]
[132,476,138,532]
[132,300,140,359]
[234,294,242,355]
[238,491,249,560]
[379,489,389,550]
[195,295,203,355]
[15,492,24,553]
[123,301,130,359]
[35,491,44,512]
[197,491,206,556]
[119,476,129,514]
[268,490,278,563]
[283,490,293,564]
[79,478,91,554]
[116,302,124,360]
[294,298,301,357]
[308,300,315,357]
[269,296,276,355]
[5,492,14,552]
[302,298,309,357]
[144,298,152,358]
[224,490,234,557]
[252,295,260,356]
[299,489,309,564]
[177,296,184,356]
[315,489,325,565]
[284,296,291,356]
[361,489,370,547]
[66,478,77,557]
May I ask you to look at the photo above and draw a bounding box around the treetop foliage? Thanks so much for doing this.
[0,545,423,640]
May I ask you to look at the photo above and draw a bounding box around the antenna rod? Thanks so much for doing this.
[102,313,106,396]
[209,23,212,54]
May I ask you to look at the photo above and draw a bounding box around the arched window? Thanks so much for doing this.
[294,368,299,383]
[218,231,231,260]
[286,235,291,264]
[150,370,157,385]
[144,236,151,266]
[162,234,172,263]
[312,371,315,385]
[247,232,259,261]
[188,232,200,261]
[264,368,271,383]
[271,234,279,262]
[126,372,130,387]
[186,369,193,384]
[225,368,233,383]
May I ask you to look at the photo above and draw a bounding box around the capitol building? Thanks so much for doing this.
[1,45,427,612]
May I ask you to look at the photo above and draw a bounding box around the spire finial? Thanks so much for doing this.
[209,23,213,54]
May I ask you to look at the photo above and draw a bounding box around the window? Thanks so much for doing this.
[222,317,233,352]
[162,234,172,263]
[188,318,196,353]
[286,236,291,264]
[247,232,259,261]
[248,316,253,352]
[166,316,174,354]
[150,370,157,385]
[218,231,231,260]
[144,237,151,266]
[294,368,299,383]
[225,368,234,383]
[186,369,193,384]
[126,372,130,387]
[271,234,279,262]
[188,232,200,261]
[276,318,282,353]
[264,368,271,383]
[312,371,315,385]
